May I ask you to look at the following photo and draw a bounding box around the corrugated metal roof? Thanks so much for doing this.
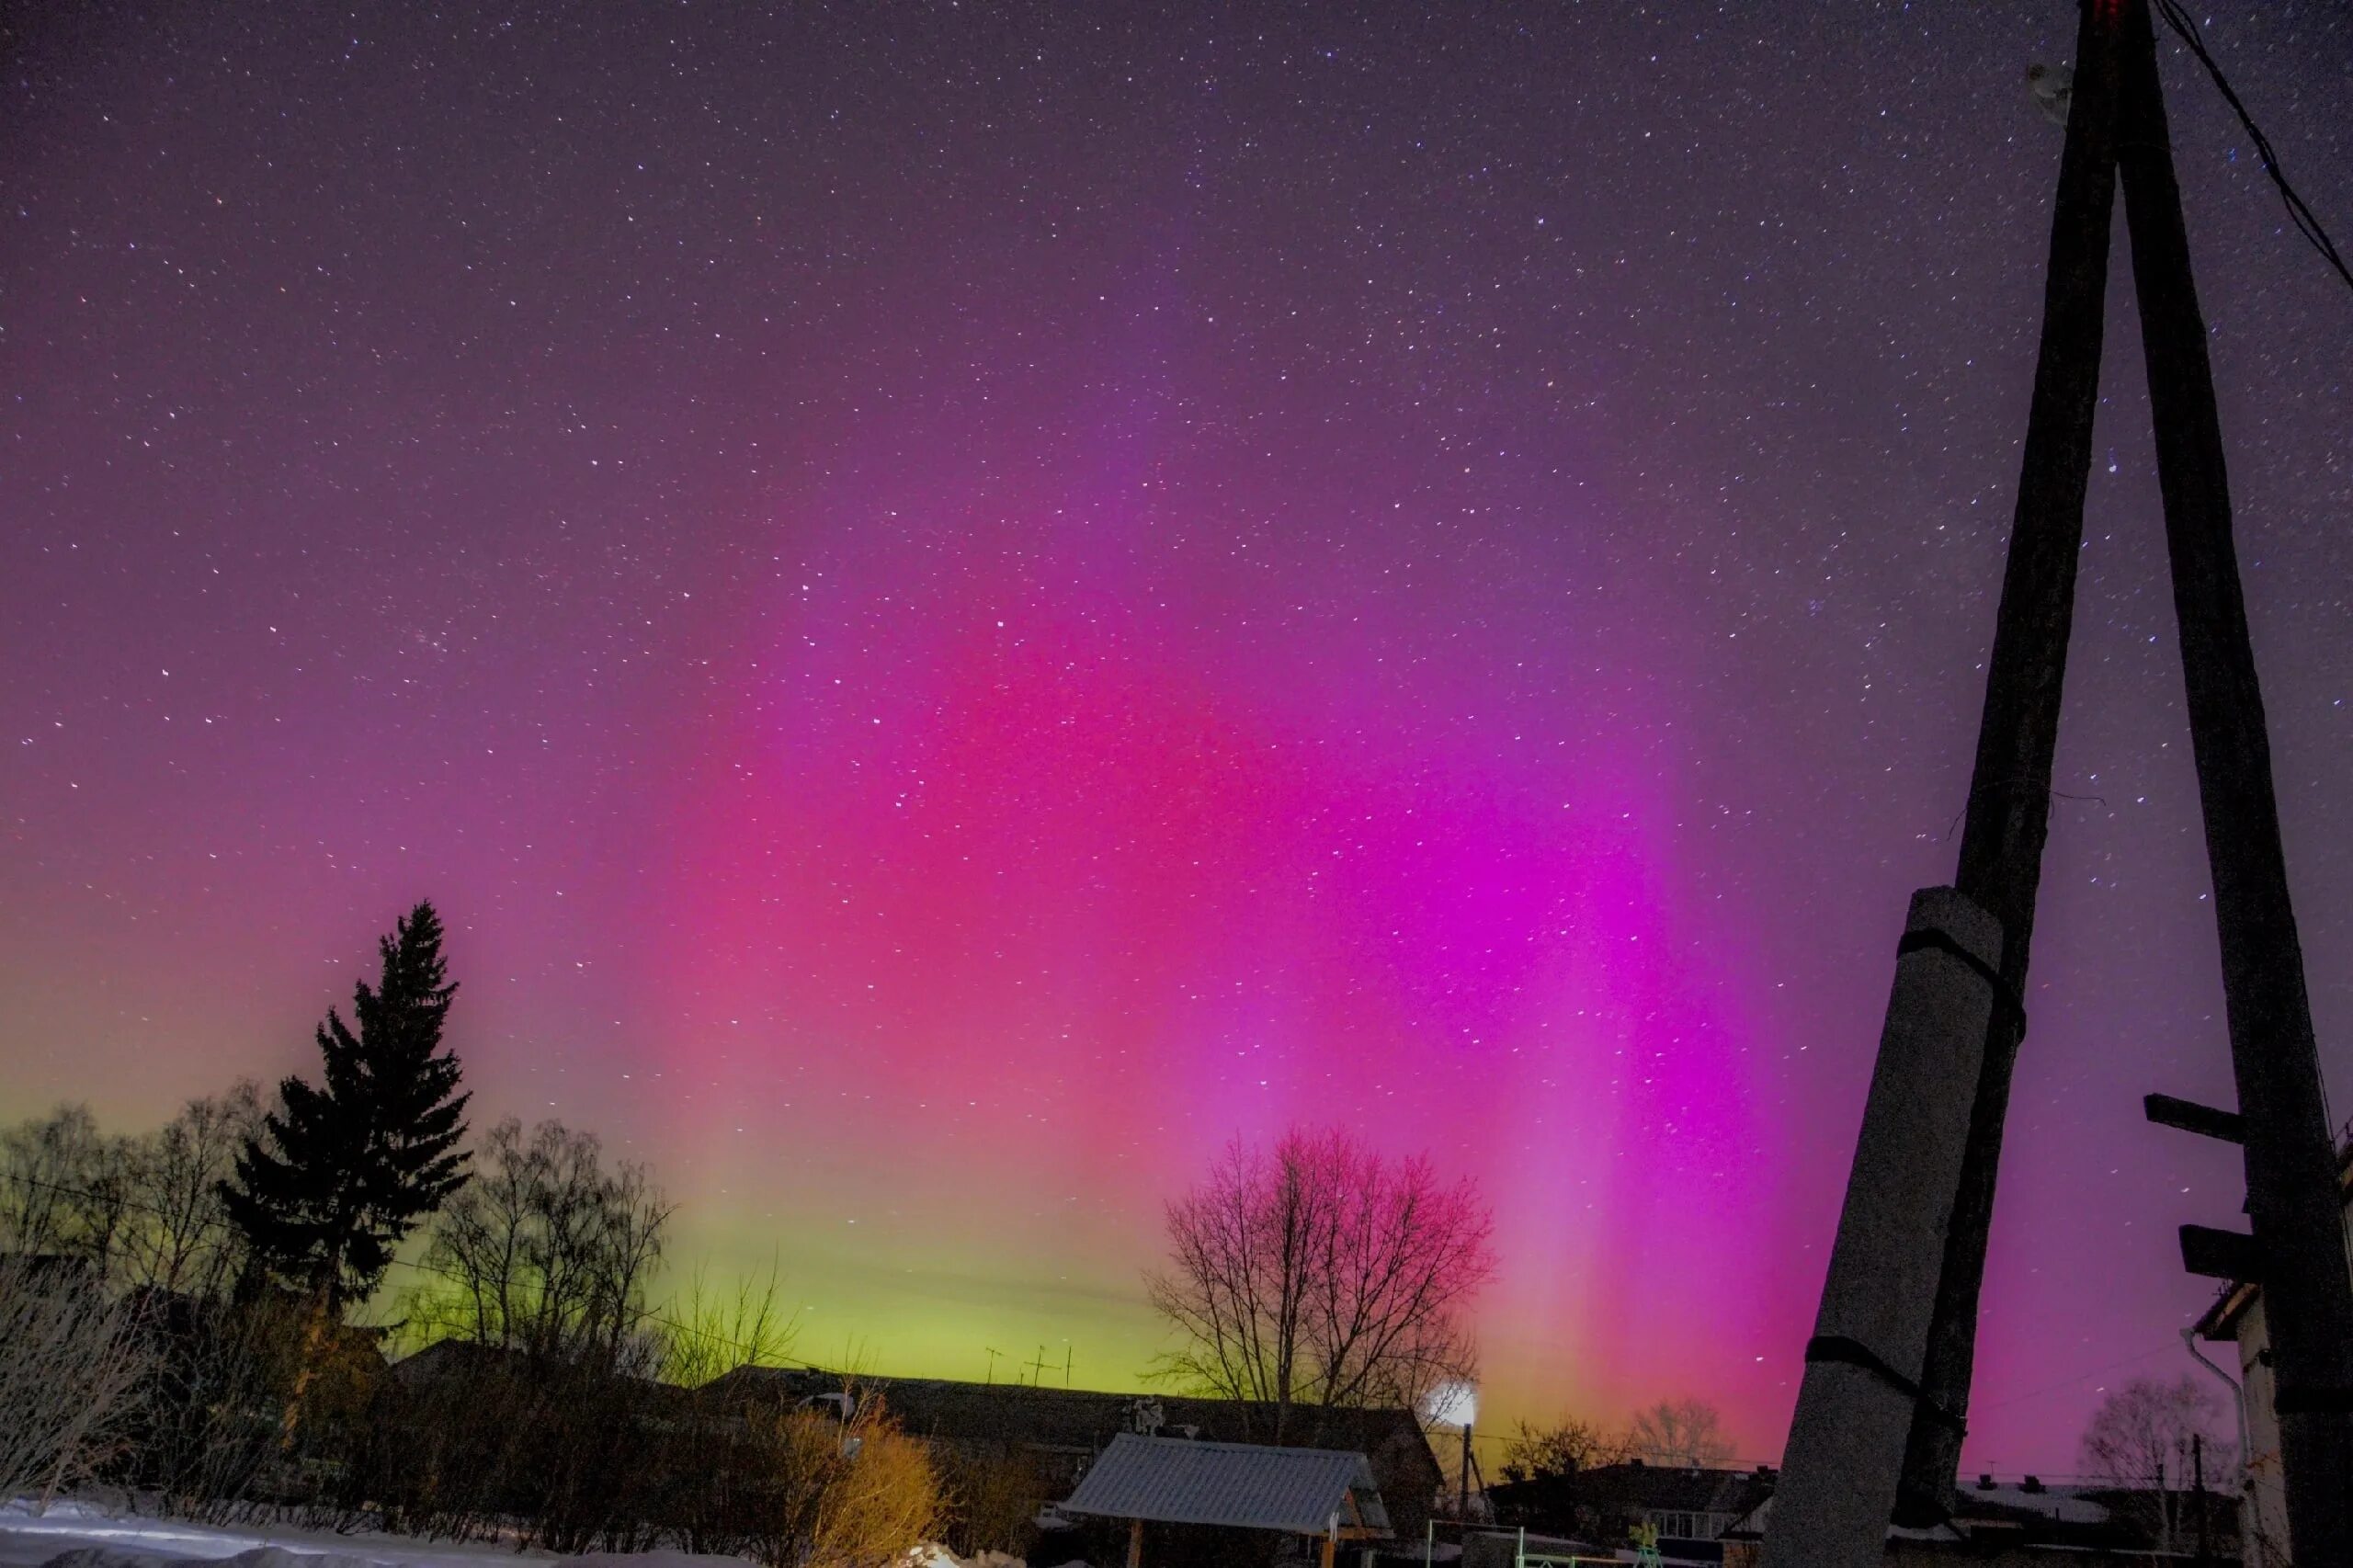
[1060,1433,1391,1535]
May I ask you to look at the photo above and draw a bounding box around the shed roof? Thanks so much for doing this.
[1061,1433,1391,1536]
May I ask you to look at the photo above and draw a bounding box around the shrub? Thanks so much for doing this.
[0,1254,153,1506]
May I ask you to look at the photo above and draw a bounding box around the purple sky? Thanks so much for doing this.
[5,2,2351,1473]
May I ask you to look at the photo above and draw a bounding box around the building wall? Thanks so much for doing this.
[2230,1199,2353,1568]
[2229,1294,2289,1568]
[1647,1509,1733,1541]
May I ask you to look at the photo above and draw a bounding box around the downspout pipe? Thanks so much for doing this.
[2182,1326,2252,1494]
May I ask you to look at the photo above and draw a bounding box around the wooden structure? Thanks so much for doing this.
[1766,1,2353,1564]
[1058,1433,1391,1568]
[698,1367,1445,1540]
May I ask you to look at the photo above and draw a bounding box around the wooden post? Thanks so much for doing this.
[1126,1517,1142,1568]
[2112,2,2353,1560]
[1894,0,2127,1524]
[2193,1433,2209,1566]
[1460,1421,1473,1520]
[1780,0,2352,1551]
[1320,1530,1338,1568]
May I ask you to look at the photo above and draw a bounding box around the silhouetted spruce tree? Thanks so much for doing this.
[222,902,472,1312]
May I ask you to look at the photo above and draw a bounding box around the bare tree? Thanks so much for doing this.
[0,1104,138,1279]
[648,1264,801,1555]
[1147,1125,1497,1438]
[2078,1376,2233,1552]
[659,1261,799,1389]
[0,1253,154,1506]
[414,1118,673,1372]
[1,1090,261,1301]
[0,1104,97,1256]
[118,1084,263,1299]
[1625,1398,1734,1469]
[1502,1415,1630,1482]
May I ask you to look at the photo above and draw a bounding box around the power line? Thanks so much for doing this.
[1972,1339,2179,1415]
[2150,0,2353,299]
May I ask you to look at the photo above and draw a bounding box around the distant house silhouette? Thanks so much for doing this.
[1487,1460,1778,1563]
[699,1367,1446,1540]
[1722,1471,2240,1567]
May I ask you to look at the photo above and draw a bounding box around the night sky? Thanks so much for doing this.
[6,2,2352,1474]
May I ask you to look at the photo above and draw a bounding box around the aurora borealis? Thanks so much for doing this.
[6,2,2353,1475]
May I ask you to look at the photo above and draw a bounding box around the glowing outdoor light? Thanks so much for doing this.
[1424,1379,1477,1429]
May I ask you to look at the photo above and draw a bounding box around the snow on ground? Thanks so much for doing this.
[0,1503,1084,1568]
[0,1503,756,1568]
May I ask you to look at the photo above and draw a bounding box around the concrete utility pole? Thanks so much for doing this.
[1893,0,2125,1525]
[1770,1,2353,1562]
[1760,892,2006,1568]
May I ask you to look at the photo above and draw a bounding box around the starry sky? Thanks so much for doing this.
[6,2,2352,1475]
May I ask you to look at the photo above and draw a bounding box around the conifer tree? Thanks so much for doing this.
[222,902,472,1312]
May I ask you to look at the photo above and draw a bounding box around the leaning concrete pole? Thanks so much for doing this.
[1760,891,2006,1568]
[1778,2,2349,1551]
[1891,0,2128,1523]
[2113,2,2353,1557]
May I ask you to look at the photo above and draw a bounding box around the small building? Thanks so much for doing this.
[1060,1431,1391,1568]
[389,1335,679,1404]
[2191,1131,2353,1568]
[387,1335,527,1389]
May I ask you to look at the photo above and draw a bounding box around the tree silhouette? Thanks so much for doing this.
[2078,1376,2234,1552]
[1148,1125,1496,1439]
[1626,1398,1734,1468]
[222,902,472,1312]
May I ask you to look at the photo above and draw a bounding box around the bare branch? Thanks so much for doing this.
[1148,1125,1496,1437]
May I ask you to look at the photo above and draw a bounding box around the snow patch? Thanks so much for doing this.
[39,1549,386,1568]
[0,1505,755,1568]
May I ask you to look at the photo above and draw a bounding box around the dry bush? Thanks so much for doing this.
[657,1262,798,1387]
[131,1290,389,1528]
[808,1415,945,1568]
[727,1402,947,1568]
[131,1290,311,1518]
[363,1348,543,1540]
[0,1253,153,1506]
[939,1445,1045,1561]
